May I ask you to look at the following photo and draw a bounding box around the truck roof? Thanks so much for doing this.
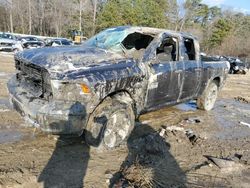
[111,26,196,39]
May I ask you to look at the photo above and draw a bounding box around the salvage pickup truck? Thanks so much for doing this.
[8,26,229,149]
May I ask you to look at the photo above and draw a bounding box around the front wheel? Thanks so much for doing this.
[85,96,135,150]
[197,81,218,111]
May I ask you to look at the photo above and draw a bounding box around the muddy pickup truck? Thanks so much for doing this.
[8,26,230,149]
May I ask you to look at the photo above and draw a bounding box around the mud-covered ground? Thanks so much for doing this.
[0,53,249,188]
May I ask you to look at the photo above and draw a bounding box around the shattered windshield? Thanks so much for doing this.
[84,27,128,51]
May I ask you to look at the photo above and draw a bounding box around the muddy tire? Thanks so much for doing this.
[197,81,218,111]
[85,95,135,150]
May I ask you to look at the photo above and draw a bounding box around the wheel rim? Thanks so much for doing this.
[103,110,131,148]
[205,85,218,110]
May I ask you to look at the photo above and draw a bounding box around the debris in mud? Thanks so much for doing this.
[0,130,23,144]
[160,125,202,145]
[205,156,244,173]
[239,121,250,128]
[165,126,185,132]
[235,96,249,104]
[185,130,200,144]
[205,156,236,168]
[184,117,202,124]
[185,161,212,172]
[159,128,166,137]
[227,153,245,165]
[105,170,114,184]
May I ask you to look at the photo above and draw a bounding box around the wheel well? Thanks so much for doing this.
[213,77,220,87]
[107,90,137,116]
[94,90,136,112]
[108,90,135,105]
[107,90,132,98]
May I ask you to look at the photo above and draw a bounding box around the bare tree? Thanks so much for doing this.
[79,0,83,31]
[28,0,32,34]
[3,0,14,32]
[92,0,97,34]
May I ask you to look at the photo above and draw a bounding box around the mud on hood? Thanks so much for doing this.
[15,45,124,75]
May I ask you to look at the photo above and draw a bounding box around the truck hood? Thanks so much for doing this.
[15,45,125,75]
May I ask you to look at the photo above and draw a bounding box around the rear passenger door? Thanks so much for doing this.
[145,34,184,109]
[179,37,202,100]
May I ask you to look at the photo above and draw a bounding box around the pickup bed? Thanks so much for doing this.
[8,26,229,149]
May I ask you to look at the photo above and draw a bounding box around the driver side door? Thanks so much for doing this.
[145,34,184,110]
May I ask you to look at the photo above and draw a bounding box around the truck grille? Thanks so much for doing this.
[15,59,52,99]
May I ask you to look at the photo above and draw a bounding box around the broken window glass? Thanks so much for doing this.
[84,27,127,51]
[183,38,196,61]
[122,32,154,50]
[121,32,154,59]
[156,37,177,61]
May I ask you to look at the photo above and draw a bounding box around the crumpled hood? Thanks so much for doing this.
[15,45,125,74]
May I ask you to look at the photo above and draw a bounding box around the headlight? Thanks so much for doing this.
[50,80,92,101]
[80,83,91,94]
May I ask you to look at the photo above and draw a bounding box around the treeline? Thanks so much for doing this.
[0,0,97,37]
[0,0,249,57]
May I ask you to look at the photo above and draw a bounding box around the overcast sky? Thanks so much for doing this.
[202,0,250,14]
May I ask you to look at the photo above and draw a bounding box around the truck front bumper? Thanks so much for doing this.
[7,76,87,135]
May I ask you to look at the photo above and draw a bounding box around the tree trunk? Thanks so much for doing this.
[28,0,32,34]
[179,18,185,32]
[21,15,24,34]
[79,0,82,32]
[92,0,97,35]
[9,0,13,33]
[38,0,43,35]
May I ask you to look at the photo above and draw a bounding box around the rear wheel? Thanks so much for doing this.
[197,81,218,111]
[85,95,135,150]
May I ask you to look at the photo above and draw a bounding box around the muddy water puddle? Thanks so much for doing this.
[0,72,14,79]
[0,97,30,144]
[140,101,201,127]
[175,101,197,111]
[0,129,23,144]
[0,97,11,110]
[214,99,250,139]
[0,125,38,144]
